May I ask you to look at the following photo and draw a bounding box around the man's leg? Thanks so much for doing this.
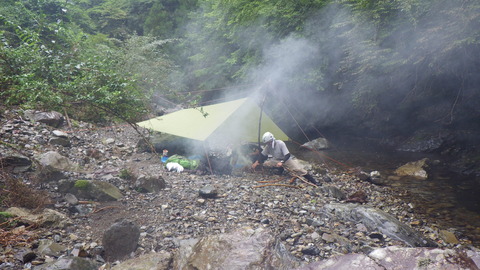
[303,173,321,186]
[284,159,320,186]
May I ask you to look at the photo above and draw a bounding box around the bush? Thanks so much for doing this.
[119,168,133,180]
[0,212,15,224]
[0,171,50,211]
[1,6,153,123]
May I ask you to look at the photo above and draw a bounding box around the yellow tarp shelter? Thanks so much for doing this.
[137,98,289,147]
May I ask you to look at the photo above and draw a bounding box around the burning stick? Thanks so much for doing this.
[257,177,285,183]
[284,167,318,187]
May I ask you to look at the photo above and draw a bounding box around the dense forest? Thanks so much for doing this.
[1,0,480,145]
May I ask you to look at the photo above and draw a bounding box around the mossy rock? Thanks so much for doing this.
[59,179,122,201]
[89,181,123,201]
[74,180,91,190]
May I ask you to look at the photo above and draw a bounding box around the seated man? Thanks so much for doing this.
[252,132,320,186]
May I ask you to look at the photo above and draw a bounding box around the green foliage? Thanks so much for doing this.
[116,35,181,99]
[2,0,480,130]
[74,180,90,189]
[0,212,16,226]
[0,212,15,220]
[0,32,149,122]
[144,0,197,38]
[183,0,329,92]
[334,0,480,117]
[181,0,480,127]
[86,0,132,38]
[144,2,172,37]
[0,0,181,123]
[119,168,133,180]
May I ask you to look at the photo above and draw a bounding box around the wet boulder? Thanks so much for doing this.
[39,151,75,171]
[103,219,140,262]
[301,137,330,150]
[58,180,123,201]
[368,246,480,269]
[49,130,71,147]
[37,239,68,257]
[111,251,172,270]
[438,230,459,244]
[14,249,36,264]
[6,207,72,228]
[34,257,98,270]
[24,110,65,128]
[294,253,382,270]
[396,129,449,153]
[64,193,79,205]
[174,227,300,269]
[0,151,32,173]
[37,151,77,182]
[295,247,480,269]
[126,162,167,193]
[198,185,218,199]
[323,203,437,247]
[48,136,71,147]
[134,173,166,193]
[356,171,388,185]
[321,185,347,201]
[345,190,368,203]
[394,158,429,179]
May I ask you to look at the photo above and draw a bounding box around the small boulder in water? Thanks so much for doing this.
[394,158,429,179]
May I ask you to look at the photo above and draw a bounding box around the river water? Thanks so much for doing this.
[292,139,480,247]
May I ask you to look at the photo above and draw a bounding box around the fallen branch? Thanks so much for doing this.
[78,200,99,205]
[296,176,318,187]
[289,176,296,184]
[253,183,300,189]
[257,177,285,183]
[284,167,318,187]
[90,206,120,214]
[0,222,37,248]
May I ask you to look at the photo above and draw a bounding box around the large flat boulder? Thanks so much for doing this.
[295,246,480,269]
[6,207,72,228]
[174,227,300,270]
[111,251,172,270]
[58,180,123,201]
[323,203,436,247]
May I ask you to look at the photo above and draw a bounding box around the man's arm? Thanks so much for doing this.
[252,153,267,169]
[281,153,291,163]
[254,152,268,163]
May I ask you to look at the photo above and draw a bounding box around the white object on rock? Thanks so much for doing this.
[302,137,329,150]
[166,162,184,172]
[52,130,69,138]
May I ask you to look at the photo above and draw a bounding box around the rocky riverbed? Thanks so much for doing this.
[1,108,480,269]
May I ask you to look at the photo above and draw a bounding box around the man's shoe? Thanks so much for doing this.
[304,174,321,186]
